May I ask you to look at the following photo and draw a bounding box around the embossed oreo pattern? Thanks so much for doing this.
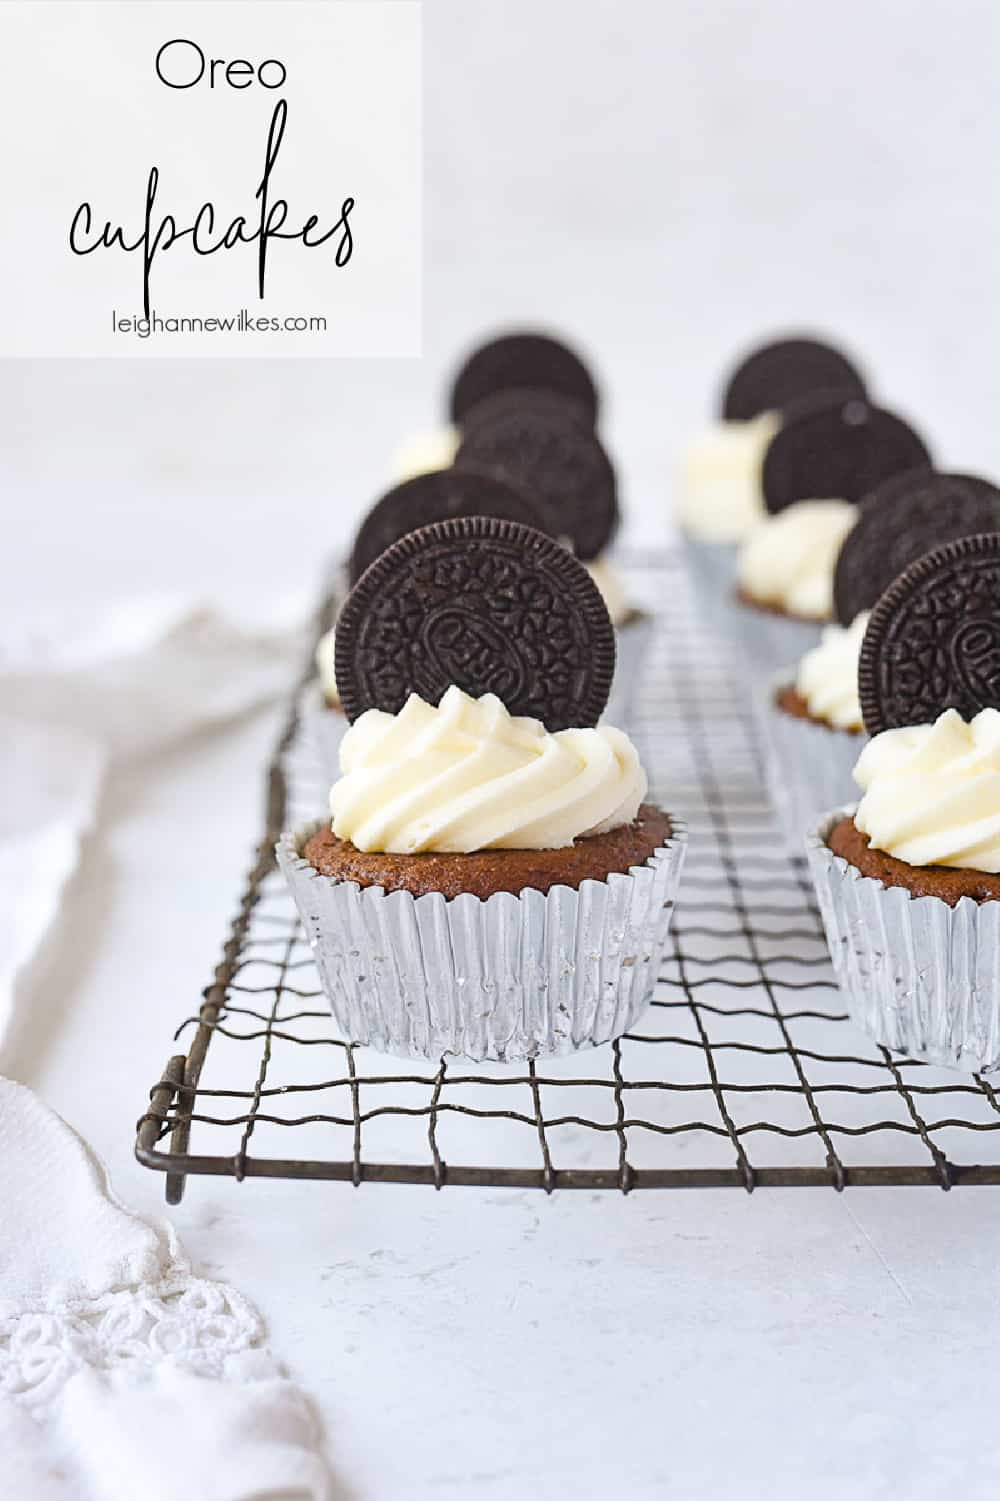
[335,517,616,728]
[858,532,1000,734]
[762,399,931,514]
[832,469,1000,625]
[721,337,866,421]
[454,401,619,561]
[449,331,599,427]
[349,468,547,586]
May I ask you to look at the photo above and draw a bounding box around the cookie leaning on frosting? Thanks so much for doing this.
[757,467,1000,858]
[732,396,930,674]
[393,327,599,483]
[677,334,866,546]
[278,516,686,1062]
[808,530,1000,1073]
[305,464,557,778]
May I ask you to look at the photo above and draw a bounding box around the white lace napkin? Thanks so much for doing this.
[0,1078,331,1500]
[0,592,332,1495]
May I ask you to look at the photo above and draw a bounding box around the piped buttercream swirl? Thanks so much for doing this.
[330,686,648,853]
[676,412,779,542]
[795,612,869,730]
[392,425,460,481]
[315,625,341,707]
[585,556,631,626]
[737,498,856,620]
[854,708,1000,872]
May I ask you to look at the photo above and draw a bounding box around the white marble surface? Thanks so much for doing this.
[8,2,1000,1494]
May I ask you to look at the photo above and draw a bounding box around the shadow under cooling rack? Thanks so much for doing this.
[135,552,1000,1201]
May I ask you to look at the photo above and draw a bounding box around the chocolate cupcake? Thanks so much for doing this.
[733,397,929,673]
[676,335,866,629]
[278,518,685,1062]
[757,612,868,854]
[808,534,1000,1071]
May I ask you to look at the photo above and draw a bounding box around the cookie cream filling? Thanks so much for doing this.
[392,425,460,482]
[330,686,648,853]
[794,611,869,730]
[854,707,1000,872]
[585,556,631,626]
[315,624,340,707]
[737,498,856,620]
[675,412,779,542]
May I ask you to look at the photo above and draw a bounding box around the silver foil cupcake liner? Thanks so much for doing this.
[604,611,656,728]
[276,819,687,1062]
[807,806,1000,1074]
[754,672,863,855]
[299,679,348,784]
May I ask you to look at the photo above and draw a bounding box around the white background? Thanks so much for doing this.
[6,4,1000,1498]
[3,0,1000,602]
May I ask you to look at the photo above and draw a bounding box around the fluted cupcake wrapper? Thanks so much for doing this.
[299,679,348,784]
[276,819,687,1062]
[754,673,864,856]
[807,806,1000,1074]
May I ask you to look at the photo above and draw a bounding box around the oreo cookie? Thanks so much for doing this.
[762,398,931,514]
[833,469,1000,625]
[460,385,594,436]
[348,468,548,586]
[721,337,866,421]
[858,532,1000,735]
[335,517,616,729]
[454,398,618,561]
[449,331,599,428]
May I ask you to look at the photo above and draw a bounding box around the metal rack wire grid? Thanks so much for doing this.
[136,552,1000,1200]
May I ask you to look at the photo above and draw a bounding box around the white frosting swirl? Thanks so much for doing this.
[737,499,856,620]
[392,425,459,481]
[315,625,341,707]
[585,556,631,626]
[854,708,1000,872]
[330,686,648,853]
[794,612,869,730]
[675,412,779,542]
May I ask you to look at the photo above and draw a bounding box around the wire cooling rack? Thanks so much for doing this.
[136,550,1000,1200]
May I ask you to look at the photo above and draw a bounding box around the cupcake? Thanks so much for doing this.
[676,335,866,612]
[278,516,686,1062]
[757,611,868,854]
[733,396,930,674]
[808,533,1000,1072]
